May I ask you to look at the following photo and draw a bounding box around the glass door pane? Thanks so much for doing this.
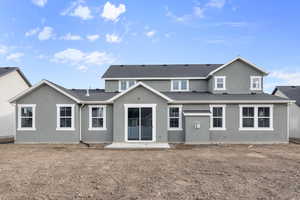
[141,108,152,141]
[128,108,139,140]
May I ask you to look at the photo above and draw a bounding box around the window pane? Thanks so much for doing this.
[181,80,187,90]
[252,78,261,89]
[21,118,32,128]
[21,107,32,117]
[243,107,254,117]
[170,118,179,128]
[60,118,72,128]
[258,118,270,128]
[60,107,66,116]
[92,107,102,117]
[216,78,224,89]
[128,80,135,87]
[169,107,179,117]
[65,107,72,117]
[213,118,223,128]
[92,118,103,128]
[213,107,222,117]
[243,118,254,127]
[258,107,270,117]
[172,80,179,90]
[121,80,127,90]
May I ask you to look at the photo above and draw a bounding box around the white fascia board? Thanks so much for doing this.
[103,77,207,80]
[207,57,269,77]
[108,82,173,102]
[171,100,294,104]
[183,113,211,116]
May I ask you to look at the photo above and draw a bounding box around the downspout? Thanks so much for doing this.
[79,104,85,142]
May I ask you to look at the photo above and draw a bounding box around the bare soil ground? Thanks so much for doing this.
[0,144,300,200]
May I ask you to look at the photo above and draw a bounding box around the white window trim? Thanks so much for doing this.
[17,104,36,131]
[214,76,226,91]
[209,105,226,131]
[171,80,189,92]
[88,105,107,131]
[250,76,262,91]
[56,104,75,131]
[118,80,137,92]
[239,104,274,131]
[168,105,183,130]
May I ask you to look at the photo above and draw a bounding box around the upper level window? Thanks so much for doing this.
[171,80,189,91]
[214,76,226,90]
[89,105,106,130]
[119,80,136,91]
[56,104,75,130]
[168,105,182,130]
[18,104,36,131]
[210,105,226,130]
[239,105,273,130]
[250,76,262,90]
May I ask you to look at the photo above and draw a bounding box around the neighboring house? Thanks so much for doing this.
[0,67,31,137]
[273,86,300,139]
[10,57,292,146]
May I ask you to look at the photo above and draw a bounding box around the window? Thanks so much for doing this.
[214,76,226,90]
[171,80,189,91]
[18,104,36,131]
[89,105,106,130]
[168,105,182,130]
[119,80,136,91]
[250,76,262,90]
[56,104,75,130]
[240,105,273,130]
[210,105,226,130]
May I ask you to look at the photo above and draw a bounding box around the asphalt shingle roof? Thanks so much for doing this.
[273,86,300,106]
[102,64,223,78]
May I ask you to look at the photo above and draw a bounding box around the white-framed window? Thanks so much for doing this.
[56,104,75,131]
[214,76,226,90]
[18,104,36,131]
[89,105,106,131]
[119,80,136,91]
[171,80,189,91]
[210,105,226,130]
[250,76,262,90]
[239,105,273,131]
[168,105,182,130]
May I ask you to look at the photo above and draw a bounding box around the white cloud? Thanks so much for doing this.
[38,26,55,40]
[145,30,156,38]
[165,6,204,23]
[219,22,248,27]
[193,6,205,18]
[105,33,121,43]
[61,33,82,40]
[0,45,8,54]
[32,0,47,7]
[269,71,300,85]
[77,65,88,72]
[6,53,24,62]
[86,34,100,41]
[71,5,93,20]
[25,28,40,37]
[53,48,114,66]
[101,2,126,22]
[206,0,226,8]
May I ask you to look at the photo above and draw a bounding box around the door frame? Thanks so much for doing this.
[124,104,156,142]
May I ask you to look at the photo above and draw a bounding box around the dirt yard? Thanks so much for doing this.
[0,144,300,200]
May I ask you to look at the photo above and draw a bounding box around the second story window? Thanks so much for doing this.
[119,80,136,91]
[171,80,189,91]
[250,76,262,90]
[214,76,226,90]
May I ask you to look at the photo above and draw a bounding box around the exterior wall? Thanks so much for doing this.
[274,90,300,138]
[185,115,210,144]
[81,104,113,143]
[105,79,208,92]
[113,86,168,143]
[208,60,265,94]
[15,84,80,143]
[0,71,30,136]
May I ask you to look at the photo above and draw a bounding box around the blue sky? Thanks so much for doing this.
[0,0,300,92]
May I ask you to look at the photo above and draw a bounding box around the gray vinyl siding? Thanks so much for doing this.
[15,84,80,143]
[105,80,208,92]
[209,60,265,94]
[185,115,210,144]
[113,85,168,143]
[81,104,113,143]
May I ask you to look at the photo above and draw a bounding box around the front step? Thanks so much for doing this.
[105,143,170,149]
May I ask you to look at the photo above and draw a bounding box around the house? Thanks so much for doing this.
[273,86,300,139]
[0,67,31,137]
[9,57,292,147]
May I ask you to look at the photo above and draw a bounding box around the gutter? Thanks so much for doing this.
[79,103,85,141]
